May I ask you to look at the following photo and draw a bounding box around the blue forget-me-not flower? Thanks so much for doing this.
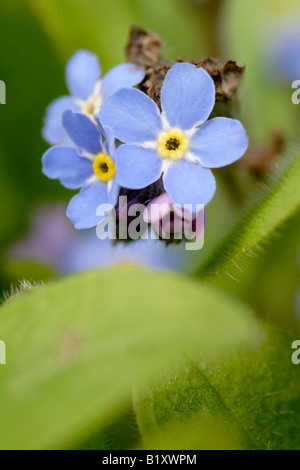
[100,62,249,211]
[42,111,119,229]
[43,49,145,145]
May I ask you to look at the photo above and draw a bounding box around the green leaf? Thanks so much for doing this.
[75,402,140,450]
[196,153,300,279]
[133,324,300,450]
[0,268,261,449]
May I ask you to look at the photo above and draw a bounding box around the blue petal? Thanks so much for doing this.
[42,146,93,189]
[100,88,162,144]
[100,63,145,98]
[161,63,215,130]
[62,110,103,155]
[190,117,249,168]
[163,160,216,210]
[42,96,79,145]
[109,178,120,207]
[115,144,163,189]
[67,181,109,229]
[65,49,101,100]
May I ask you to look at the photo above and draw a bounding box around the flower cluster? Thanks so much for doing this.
[42,49,248,244]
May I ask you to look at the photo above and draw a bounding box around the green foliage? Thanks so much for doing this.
[0,0,68,251]
[1,260,55,289]
[0,0,299,451]
[197,153,300,279]
[134,416,241,450]
[134,324,300,450]
[212,213,300,336]
[0,268,261,449]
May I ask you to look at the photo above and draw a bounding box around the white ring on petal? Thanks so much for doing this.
[162,159,173,175]
[107,179,113,193]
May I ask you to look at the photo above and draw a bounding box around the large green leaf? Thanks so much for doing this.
[0,268,261,449]
[196,153,300,279]
[133,324,300,450]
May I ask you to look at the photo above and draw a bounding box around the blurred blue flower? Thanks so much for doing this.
[8,204,75,273]
[65,231,188,273]
[264,15,300,83]
[43,50,145,145]
[100,63,248,212]
[8,204,189,274]
[267,34,300,83]
[42,111,120,229]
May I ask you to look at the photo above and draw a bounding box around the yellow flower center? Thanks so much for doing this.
[93,154,116,182]
[157,129,189,160]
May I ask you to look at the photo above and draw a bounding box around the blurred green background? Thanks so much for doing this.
[0,0,300,450]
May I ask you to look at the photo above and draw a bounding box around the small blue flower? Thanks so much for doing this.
[43,49,145,145]
[42,110,120,229]
[100,62,248,211]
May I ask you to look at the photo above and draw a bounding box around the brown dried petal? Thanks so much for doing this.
[190,58,245,102]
